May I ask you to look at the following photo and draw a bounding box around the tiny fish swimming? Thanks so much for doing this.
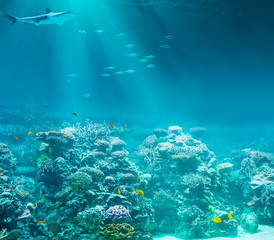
[4,8,75,27]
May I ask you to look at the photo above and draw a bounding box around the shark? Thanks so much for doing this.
[4,8,75,26]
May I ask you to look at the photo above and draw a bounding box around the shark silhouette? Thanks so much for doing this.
[4,8,75,26]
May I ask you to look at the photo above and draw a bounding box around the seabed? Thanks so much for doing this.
[154,225,274,240]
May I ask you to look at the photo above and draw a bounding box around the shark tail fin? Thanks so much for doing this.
[4,14,17,25]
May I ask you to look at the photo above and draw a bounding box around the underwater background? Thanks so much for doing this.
[0,0,274,239]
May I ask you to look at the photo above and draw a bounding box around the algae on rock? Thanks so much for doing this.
[100,223,135,240]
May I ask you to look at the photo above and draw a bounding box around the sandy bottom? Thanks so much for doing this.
[153,225,274,240]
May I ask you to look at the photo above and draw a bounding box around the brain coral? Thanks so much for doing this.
[68,172,93,190]
[78,167,104,182]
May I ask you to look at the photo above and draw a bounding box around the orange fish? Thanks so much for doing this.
[73,113,77,116]
[0,174,5,177]
[124,124,127,127]
[148,233,150,236]
[38,221,44,224]
[35,203,38,208]
[7,187,13,190]
[63,135,68,138]
[219,166,223,169]
[15,136,20,141]
[109,122,114,128]
[68,189,73,192]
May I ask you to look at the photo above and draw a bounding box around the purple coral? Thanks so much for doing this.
[104,205,131,220]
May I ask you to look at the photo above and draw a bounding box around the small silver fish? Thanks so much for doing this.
[139,59,149,63]
[128,53,138,57]
[116,33,126,37]
[101,73,111,78]
[78,30,87,34]
[94,29,103,33]
[146,64,155,69]
[144,55,155,59]
[114,71,125,75]
[164,35,174,39]
[125,44,135,48]
[160,44,170,49]
[104,66,115,70]
[125,69,135,74]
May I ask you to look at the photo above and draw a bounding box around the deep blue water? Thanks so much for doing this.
[1,0,274,124]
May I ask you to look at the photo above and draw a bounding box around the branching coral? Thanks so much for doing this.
[180,173,207,190]
[251,171,274,204]
[99,223,135,240]
[62,120,112,149]
[0,229,7,239]
[143,150,161,173]
[77,207,104,231]
[250,172,274,190]
[240,158,257,179]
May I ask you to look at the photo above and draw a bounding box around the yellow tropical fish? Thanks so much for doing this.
[136,189,144,197]
[45,164,47,170]
[228,214,233,220]
[118,189,121,194]
[28,131,34,136]
[35,203,38,208]
[212,217,222,223]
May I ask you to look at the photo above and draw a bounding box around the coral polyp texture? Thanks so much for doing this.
[104,205,132,220]
[0,118,273,240]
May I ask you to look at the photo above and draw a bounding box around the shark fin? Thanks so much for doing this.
[4,13,17,25]
[46,8,52,14]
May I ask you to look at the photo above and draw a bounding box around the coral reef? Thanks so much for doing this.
[68,171,93,190]
[0,117,273,239]
[99,223,135,240]
[241,212,259,233]
[0,143,16,172]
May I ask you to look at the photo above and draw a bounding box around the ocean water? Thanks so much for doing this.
[0,0,274,239]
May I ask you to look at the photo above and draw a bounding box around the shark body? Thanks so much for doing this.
[4,8,74,26]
